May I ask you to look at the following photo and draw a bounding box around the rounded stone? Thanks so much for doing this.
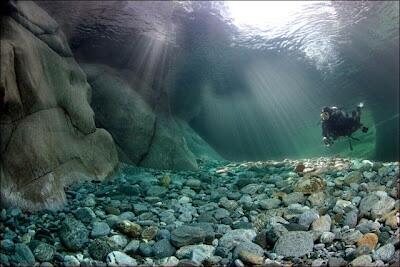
[374,243,395,262]
[298,210,319,229]
[141,226,158,241]
[273,231,314,258]
[294,176,326,194]
[152,239,176,259]
[116,220,142,238]
[31,242,55,262]
[357,233,378,250]
[171,226,206,247]
[75,207,96,224]
[59,217,89,251]
[88,239,113,261]
[259,198,281,210]
[91,222,111,238]
[350,255,372,266]
[311,215,331,232]
[219,229,257,250]
[320,232,335,244]
[106,251,137,266]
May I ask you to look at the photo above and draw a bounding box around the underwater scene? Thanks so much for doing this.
[0,1,399,266]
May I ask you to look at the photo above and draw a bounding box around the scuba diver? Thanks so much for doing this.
[320,102,369,150]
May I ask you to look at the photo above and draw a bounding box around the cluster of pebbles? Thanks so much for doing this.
[0,157,399,266]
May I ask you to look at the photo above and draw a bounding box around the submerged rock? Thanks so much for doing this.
[59,217,89,251]
[171,226,206,247]
[0,1,118,211]
[274,231,314,257]
[106,251,137,266]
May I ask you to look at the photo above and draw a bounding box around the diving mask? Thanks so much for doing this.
[320,112,329,121]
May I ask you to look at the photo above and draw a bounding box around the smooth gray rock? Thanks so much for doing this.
[171,226,206,247]
[123,240,140,255]
[63,255,80,267]
[283,192,305,206]
[298,210,319,229]
[274,231,314,257]
[311,215,331,232]
[153,239,176,259]
[176,244,214,261]
[91,222,111,238]
[146,186,168,197]
[343,211,358,228]
[106,251,137,266]
[232,242,264,259]
[108,235,128,249]
[219,229,257,250]
[259,198,281,210]
[374,244,395,262]
[350,255,372,266]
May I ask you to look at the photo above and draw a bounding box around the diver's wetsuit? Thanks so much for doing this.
[321,105,367,147]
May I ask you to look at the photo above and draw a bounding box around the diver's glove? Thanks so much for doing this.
[357,102,364,109]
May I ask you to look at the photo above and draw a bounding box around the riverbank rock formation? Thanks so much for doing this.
[0,1,118,210]
[81,64,222,170]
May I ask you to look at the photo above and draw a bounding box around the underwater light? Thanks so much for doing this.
[226,1,318,29]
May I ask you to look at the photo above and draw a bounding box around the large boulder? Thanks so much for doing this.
[82,64,222,170]
[0,1,118,210]
[82,64,156,165]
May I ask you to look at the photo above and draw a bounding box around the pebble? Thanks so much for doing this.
[320,232,335,244]
[176,244,214,261]
[282,192,305,206]
[259,198,281,210]
[123,240,140,255]
[153,239,176,259]
[340,229,363,245]
[11,243,35,266]
[343,211,358,228]
[106,251,137,266]
[171,226,206,247]
[374,243,395,262]
[0,239,14,253]
[91,222,111,238]
[63,255,80,267]
[298,210,319,229]
[351,254,372,266]
[273,231,314,257]
[116,220,141,238]
[30,241,55,262]
[219,229,257,250]
[357,233,378,250]
[138,242,153,257]
[108,235,128,249]
[88,239,113,261]
[59,217,89,251]
[1,158,398,267]
[75,207,96,224]
[311,214,331,232]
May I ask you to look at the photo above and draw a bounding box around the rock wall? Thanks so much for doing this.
[0,1,118,210]
[81,64,222,170]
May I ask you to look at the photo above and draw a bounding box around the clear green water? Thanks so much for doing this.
[39,0,399,161]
